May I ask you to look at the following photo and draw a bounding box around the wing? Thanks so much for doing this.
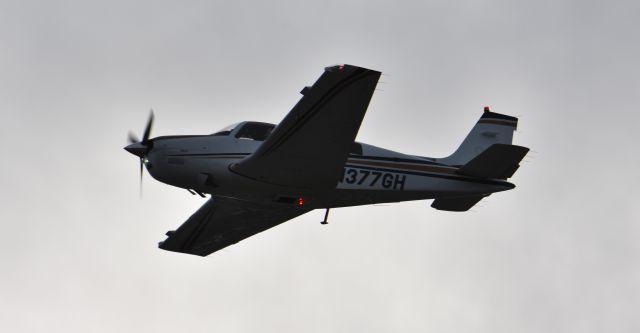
[231,64,381,190]
[159,196,310,256]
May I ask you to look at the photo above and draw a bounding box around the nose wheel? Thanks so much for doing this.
[321,208,330,225]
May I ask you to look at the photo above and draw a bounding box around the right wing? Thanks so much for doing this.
[231,64,381,190]
[159,196,310,256]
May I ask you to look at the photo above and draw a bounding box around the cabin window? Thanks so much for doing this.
[235,123,275,141]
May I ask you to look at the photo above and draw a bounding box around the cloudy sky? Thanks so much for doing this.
[1,0,639,332]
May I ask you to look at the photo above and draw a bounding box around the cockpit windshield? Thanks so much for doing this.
[235,122,275,141]
[211,123,240,136]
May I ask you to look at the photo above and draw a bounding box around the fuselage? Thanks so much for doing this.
[143,121,514,209]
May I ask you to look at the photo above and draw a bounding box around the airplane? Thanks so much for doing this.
[124,64,529,257]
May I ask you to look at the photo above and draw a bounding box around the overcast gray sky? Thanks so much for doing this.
[1,0,639,332]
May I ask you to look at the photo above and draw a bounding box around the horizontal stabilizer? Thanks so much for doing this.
[431,195,486,212]
[457,144,529,179]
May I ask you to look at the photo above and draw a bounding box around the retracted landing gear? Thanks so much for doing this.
[321,208,330,225]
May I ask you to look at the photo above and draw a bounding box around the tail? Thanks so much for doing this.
[430,108,529,212]
[437,107,521,166]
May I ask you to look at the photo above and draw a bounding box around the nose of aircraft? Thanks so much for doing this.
[124,142,149,158]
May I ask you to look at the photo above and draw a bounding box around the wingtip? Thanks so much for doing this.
[324,64,380,74]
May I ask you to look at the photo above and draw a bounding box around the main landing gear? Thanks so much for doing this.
[321,208,330,225]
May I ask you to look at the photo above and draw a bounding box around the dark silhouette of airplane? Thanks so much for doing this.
[125,64,528,256]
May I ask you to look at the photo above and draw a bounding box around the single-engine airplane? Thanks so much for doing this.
[124,64,529,256]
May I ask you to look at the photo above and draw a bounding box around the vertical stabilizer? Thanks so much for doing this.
[437,108,519,166]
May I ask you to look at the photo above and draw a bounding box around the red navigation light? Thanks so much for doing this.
[484,106,491,112]
[296,197,305,207]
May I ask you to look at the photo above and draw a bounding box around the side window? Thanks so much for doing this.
[235,123,275,141]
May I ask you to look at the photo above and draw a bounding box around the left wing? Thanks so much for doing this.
[159,196,310,256]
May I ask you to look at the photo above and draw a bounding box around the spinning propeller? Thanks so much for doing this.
[124,111,154,195]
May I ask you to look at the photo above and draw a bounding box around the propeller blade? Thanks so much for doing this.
[142,110,154,144]
[139,157,144,197]
[125,110,155,198]
[128,131,140,144]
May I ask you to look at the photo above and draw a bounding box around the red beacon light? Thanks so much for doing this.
[296,197,305,207]
[484,106,491,112]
